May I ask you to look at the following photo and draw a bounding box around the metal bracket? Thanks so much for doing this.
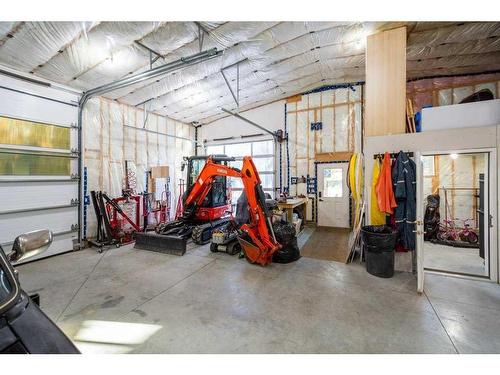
[70,148,80,155]
[274,129,287,143]
[71,198,79,205]
[71,223,80,231]
[195,22,210,52]
[71,173,80,180]
[73,239,83,251]
[221,68,239,107]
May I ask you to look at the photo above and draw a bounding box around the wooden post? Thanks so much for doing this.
[365,27,407,137]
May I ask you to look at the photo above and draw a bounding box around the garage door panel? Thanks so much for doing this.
[0,181,78,211]
[0,74,79,104]
[0,90,77,127]
[0,205,78,244]
[0,74,80,260]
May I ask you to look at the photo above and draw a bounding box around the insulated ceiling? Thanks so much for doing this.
[0,21,499,124]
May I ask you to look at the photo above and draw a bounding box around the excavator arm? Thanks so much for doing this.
[184,156,281,266]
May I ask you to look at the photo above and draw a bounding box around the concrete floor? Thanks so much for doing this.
[424,242,486,276]
[16,234,500,354]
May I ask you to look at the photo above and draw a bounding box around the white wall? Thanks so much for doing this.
[422,99,500,132]
[199,100,285,146]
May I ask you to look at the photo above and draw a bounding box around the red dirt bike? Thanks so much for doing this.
[437,219,479,244]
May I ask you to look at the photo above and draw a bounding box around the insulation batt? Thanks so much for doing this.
[0,21,499,123]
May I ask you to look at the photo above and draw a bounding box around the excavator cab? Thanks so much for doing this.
[183,155,229,211]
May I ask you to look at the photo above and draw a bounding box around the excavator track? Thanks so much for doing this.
[191,217,231,245]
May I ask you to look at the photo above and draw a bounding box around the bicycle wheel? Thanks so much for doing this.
[437,231,448,242]
[467,232,479,244]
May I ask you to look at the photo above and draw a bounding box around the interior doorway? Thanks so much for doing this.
[317,162,350,228]
[420,151,494,278]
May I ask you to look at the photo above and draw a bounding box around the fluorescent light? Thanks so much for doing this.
[355,39,365,50]
[450,153,459,159]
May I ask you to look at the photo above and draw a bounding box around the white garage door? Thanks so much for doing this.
[205,139,275,209]
[0,70,81,263]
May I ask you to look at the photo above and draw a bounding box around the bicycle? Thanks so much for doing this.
[437,218,479,244]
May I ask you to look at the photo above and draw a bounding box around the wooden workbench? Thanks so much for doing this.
[277,197,308,223]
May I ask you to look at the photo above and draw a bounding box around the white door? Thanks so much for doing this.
[317,162,349,228]
[415,151,425,293]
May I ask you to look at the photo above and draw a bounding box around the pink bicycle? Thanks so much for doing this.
[437,218,479,244]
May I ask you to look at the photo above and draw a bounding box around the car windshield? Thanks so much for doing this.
[0,263,13,304]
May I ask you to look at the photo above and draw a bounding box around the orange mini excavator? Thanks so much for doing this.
[183,155,281,266]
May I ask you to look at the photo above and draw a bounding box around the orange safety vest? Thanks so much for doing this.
[371,158,387,224]
[375,152,397,215]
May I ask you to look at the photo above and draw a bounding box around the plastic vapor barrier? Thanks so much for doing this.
[284,85,362,196]
[83,97,195,237]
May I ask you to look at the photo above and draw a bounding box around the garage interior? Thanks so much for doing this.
[1,17,500,356]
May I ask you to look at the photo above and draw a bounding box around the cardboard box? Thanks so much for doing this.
[151,165,169,179]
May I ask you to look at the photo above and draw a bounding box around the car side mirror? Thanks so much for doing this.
[9,230,53,263]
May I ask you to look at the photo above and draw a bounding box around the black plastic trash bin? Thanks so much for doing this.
[361,225,398,278]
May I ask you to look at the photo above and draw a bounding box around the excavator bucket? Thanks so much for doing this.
[134,232,187,256]
[237,235,272,266]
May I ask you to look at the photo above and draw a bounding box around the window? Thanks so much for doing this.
[253,157,273,172]
[323,168,343,197]
[224,143,251,157]
[206,145,224,155]
[260,174,274,190]
[189,159,206,186]
[0,153,71,176]
[252,140,273,155]
[229,160,242,170]
[204,140,275,209]
[228,176,243,189]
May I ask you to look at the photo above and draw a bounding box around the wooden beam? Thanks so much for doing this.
[365,27,407,137]
[315,152,353,162]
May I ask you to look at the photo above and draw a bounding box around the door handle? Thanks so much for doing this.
[318,191,322,198]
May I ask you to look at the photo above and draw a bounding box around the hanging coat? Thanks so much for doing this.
[348,153,363,228]
[392,151,417,250]
[370,158,386,225]
[375,152,397,215]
